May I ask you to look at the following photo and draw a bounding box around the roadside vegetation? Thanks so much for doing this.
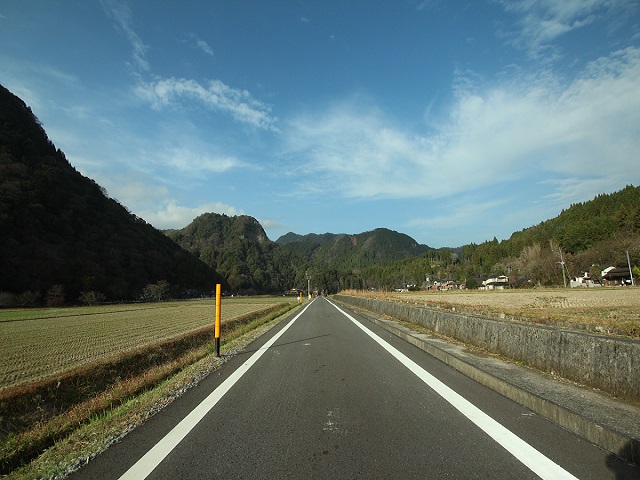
[0,298,298,478]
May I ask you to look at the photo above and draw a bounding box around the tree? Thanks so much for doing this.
[46,284,65,307]
[589,264,603,285]
[141,280,170,302]
[78,291,106,306]
[633,208,640,233]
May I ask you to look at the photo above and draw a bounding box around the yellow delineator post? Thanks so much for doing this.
[214,284,221,357]
[299,291,303,304]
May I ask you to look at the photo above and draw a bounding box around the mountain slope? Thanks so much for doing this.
[165,213,301,293]
[0,84,217,304]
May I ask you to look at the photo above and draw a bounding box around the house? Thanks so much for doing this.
[601,266,633,286]
[439,280,459,290]
[482,275,510,290]
[570,272,601,288]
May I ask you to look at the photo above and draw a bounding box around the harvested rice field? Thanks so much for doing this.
[345,288,640,338]
[0,297,294,390]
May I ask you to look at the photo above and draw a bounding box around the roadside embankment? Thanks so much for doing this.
[334,294,640,402]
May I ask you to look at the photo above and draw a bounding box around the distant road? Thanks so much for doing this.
[71,297,637,479]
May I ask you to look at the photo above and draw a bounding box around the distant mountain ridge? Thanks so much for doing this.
[276,228,431,270]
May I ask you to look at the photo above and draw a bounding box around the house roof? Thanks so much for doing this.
[603,267,631,279]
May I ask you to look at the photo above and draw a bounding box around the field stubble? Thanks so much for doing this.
[0,297,293,391]
[347,288,640,338]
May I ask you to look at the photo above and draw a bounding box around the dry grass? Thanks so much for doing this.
[0,297,292,391]
[343,288,640,337]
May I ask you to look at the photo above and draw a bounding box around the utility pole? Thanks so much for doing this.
[626,251,635,286]
[306,271,311,299]
[558,249,567,288]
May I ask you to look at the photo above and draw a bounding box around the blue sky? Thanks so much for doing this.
[1,1,639,248]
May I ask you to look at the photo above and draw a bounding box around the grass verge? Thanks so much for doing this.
[1,301,299,479]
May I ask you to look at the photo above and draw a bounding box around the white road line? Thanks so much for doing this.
[327,299,579,480]
[118,300,315,480]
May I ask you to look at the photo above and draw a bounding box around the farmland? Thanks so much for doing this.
[345,287,640,337]
[0,297,295,391]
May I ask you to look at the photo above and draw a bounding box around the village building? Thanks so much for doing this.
[601,266,633,286]
[480,274,510,290]
[570,272,601,288]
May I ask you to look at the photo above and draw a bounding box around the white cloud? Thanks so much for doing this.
[89,173,169,207]
[90,172,243,229]
[283,47,640,205]
[135,77,277,130]
[195,38,214,56]
[101,0,150,72]
[139,200,244,230]
[158,147,242,175]
[259,218,285,232]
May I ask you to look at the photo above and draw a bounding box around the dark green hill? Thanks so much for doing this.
[275,232,338,259]
[0,84,218,304]
[516,186,640,255]
[277,228,430,270]
[165,213,301,293]
[452,186,640,286]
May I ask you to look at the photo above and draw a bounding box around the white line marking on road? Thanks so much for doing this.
[118,300,315,480]
[327,299,579,480]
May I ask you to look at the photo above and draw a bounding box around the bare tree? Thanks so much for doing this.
[141,280,171,302]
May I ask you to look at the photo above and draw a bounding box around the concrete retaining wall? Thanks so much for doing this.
[334,294,640,402]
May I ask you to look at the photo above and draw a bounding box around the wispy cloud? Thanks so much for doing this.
[100,2,276,131]
[196,39,214,56]
[183,33,214,56]
[499,0,628,58]
[157,147,243,175]
[135,77,278,130]
[408,198,510,230]
[101,0,149,72]
[283,46,640,205]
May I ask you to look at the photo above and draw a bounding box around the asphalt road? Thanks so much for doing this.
[71,296,639,479]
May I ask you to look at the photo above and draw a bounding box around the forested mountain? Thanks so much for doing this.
[275,232,338,258]
[457,186,640,285]
[0,84,218,305]
[275,228,433,292]
[164,213,302,294]
[276,228,430,269]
